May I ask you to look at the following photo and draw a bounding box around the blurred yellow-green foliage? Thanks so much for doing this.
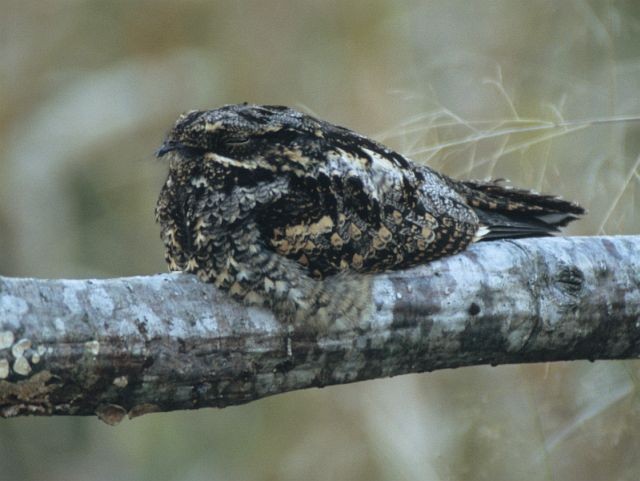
[1,1,639,480]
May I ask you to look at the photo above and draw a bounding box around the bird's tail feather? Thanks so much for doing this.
[459,179,585,240]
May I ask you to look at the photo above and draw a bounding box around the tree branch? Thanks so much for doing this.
[0,236,639,423]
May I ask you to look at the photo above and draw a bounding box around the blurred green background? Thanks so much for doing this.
[2,1,640,480]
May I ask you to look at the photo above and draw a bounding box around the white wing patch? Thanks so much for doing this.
[473,225,491,242]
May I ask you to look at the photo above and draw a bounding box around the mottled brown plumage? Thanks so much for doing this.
[155,104,584,327]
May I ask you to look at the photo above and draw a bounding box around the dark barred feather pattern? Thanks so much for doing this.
[459,179,585,239]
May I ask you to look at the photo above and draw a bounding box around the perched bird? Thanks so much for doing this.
[156,104,584,327]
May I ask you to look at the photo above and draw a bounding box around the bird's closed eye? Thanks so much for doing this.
[225,136,250,146]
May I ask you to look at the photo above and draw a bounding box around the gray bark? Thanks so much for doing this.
[0,236,638,424]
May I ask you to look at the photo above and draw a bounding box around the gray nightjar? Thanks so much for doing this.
[155,104,584,327]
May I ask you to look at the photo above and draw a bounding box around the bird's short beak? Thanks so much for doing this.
[156,141,176,157]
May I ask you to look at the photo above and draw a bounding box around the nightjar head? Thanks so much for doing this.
[157,104,337,172]
[155,103,392,180]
